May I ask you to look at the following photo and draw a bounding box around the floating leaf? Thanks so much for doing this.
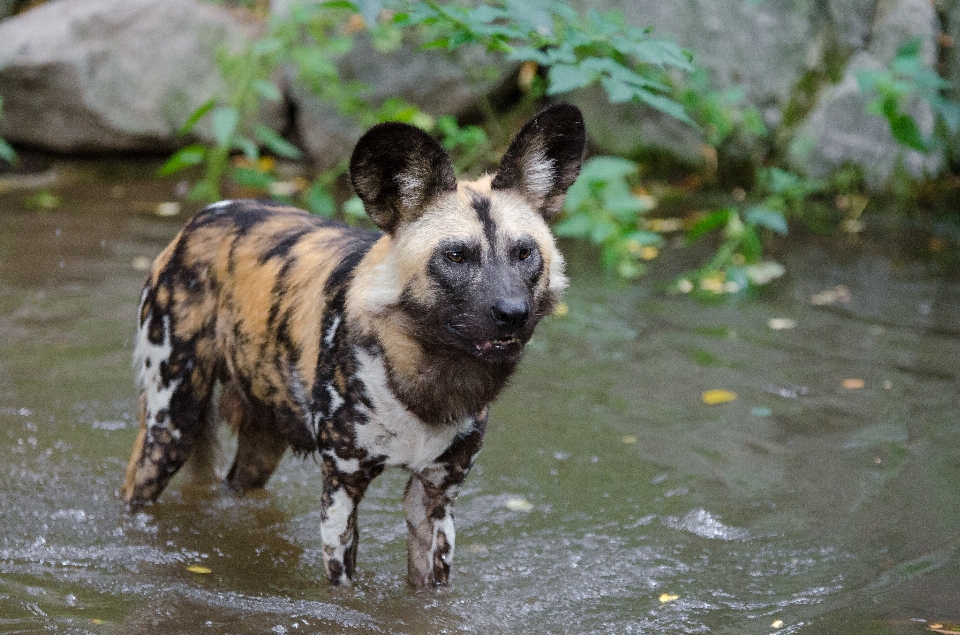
[772,619,784,628]
[842,378,865,389]
[552,302,569,317]
[658,593,679,603]
[702,389,737,405]
[154,202,181,217]
[186,565,212,574]
[505,497,533,512]
[767,318,796,330]
[621,435,638,444]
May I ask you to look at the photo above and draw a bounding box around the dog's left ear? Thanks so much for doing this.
[350,122,457,234]
[492,103,586,220]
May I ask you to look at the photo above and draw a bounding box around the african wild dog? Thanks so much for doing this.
[119,103,585,587]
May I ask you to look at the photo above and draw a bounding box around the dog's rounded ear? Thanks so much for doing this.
[492,103,586,220]
[350,122,457,234]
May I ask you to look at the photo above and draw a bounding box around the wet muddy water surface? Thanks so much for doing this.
[1,162,959,634]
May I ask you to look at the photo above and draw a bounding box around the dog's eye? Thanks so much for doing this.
[445,251,465,264]
[517,247,532,261]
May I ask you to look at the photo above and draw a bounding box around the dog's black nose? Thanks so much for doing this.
[491,298,529,329]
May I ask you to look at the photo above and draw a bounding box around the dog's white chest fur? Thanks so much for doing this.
[352,349,475,471]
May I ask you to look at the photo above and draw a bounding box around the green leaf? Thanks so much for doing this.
[744,206,789,235]
[0,138,15,165]
[688,208,734,242]
[553,212,595,238]
[252,79,282,102]
[306,182,336,217]
[578,156,638,183]
[342,195,366,219]
[624,230,662,246]
[178,99,216,135]
[600,75,638,103]
[634,89,695,126]
[889,111,927,151]
[241,136,262,163]
[158,144,207,176]
[739,226,763,263]
[211,107,240,148]
[546,63,596,94]
[232,166,275,190]
[255,125,303,159]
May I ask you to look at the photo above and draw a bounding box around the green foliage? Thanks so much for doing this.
[857,37,960,154]
[162,0,695,226]
[555,157,659,279]
[398,0,693,122]
[673,166,824,298]
[0,96,16,167]
[678,68,768,150]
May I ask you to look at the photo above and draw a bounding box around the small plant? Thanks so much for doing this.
[675,167,810,298]
[555,156,659,279]
[0,96,16,167]
[857,37,960,155]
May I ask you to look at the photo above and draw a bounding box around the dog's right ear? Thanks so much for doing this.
[350,122,457,234]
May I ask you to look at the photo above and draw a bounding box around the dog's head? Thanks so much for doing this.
[350,103,585,363]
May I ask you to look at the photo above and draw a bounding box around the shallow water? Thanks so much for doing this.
[1,162,958,634]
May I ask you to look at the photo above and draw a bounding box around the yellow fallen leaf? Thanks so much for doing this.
[640,246,659,261]
[702,389,737,405]
[186,565,212,574]
[91,619,106,625]
[621,435,638,444]
[842,378,865,389]
[658,593,679,603]
[552,302,569,317]
[772,619,784,628]
[131,256,153,271]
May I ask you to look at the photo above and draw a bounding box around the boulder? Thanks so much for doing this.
[0,0,281,153]
[787,0,942,188]
[569,0,822,167]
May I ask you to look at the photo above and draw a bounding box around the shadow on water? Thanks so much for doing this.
[0,160,958,634]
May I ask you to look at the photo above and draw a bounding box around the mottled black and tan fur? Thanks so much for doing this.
[120,104,585,587]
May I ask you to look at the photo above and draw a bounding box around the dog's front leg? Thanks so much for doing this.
[403,416,486,587]
[319,457,383,585]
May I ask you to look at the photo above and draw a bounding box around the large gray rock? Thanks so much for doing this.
[788,0,942,188]
[788,53,942,188]
[569,0,822,166]
[0,0,280,152]
[567,0,949,188]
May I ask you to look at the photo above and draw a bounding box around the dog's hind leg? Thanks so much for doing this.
[120,297,216,506]
[220,381,289,491]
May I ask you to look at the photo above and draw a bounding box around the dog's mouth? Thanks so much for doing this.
[445,324,523,357]
[474,336,521,353]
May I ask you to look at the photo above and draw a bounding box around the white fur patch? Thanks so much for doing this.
[322,450,360,474]
[206,199,235,212]
[521,145,555,199]
[352,349,475,471]
[432,510,455,564]
[324,314,341,346]
[134,309,182,439]
[320,486,355,583]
